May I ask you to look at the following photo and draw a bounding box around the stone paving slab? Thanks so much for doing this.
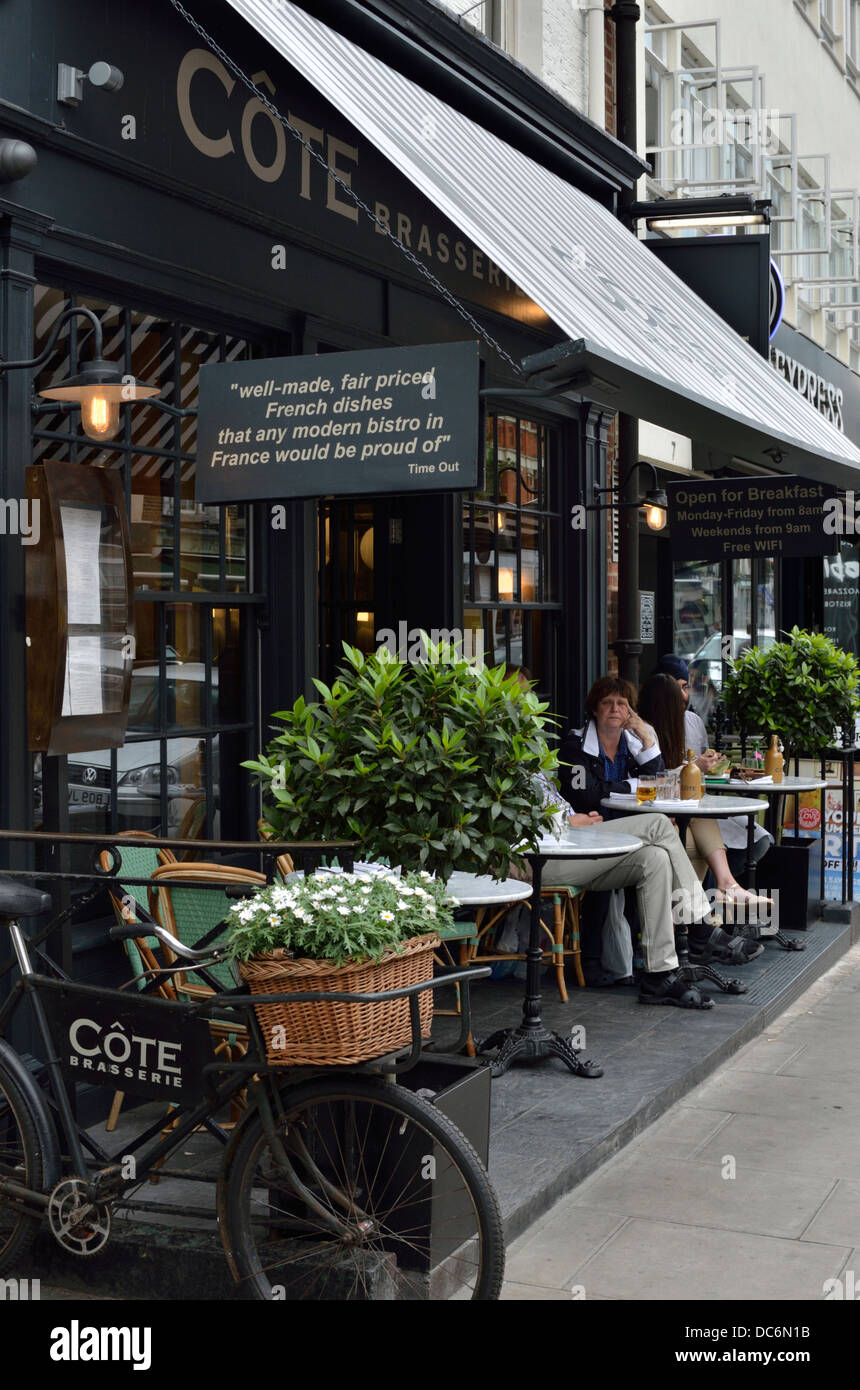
[563,1151,836,1240]
[557,1219,848,1301]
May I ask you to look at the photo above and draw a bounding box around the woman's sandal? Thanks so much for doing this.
[689,925,764,965]
[712,886,774,924]
[639,969,714,1009]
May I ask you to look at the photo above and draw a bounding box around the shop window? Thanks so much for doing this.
[673,555,778,724]
[31,287,261,843]
[318,499,376,683]
[463,412,560,695]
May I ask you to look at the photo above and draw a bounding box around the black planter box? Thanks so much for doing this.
[754,835,814,930]
[399,1056,491,1167]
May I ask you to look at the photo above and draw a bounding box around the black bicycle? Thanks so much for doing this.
[0,878,505,1300]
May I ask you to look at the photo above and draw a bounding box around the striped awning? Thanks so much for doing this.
[224,0,860,486]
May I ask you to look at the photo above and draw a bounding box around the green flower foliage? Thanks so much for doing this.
[722,626,860,760]
[225,869,454,966]
[244,639,560,880]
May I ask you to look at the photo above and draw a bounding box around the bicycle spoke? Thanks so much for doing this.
[228,1083,501,1300]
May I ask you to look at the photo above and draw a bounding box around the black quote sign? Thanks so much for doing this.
[666,475,839,559]
[195,342,482,504]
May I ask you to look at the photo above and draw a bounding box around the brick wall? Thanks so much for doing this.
[542,0,588,111]
[604,0,616,136]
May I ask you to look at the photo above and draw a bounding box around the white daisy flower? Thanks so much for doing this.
[380,911,395,922]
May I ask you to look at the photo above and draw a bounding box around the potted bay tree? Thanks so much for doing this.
[238,639,561,1061]
[723,626,860,925]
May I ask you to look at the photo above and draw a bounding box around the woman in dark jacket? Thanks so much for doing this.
[559,676,663,813]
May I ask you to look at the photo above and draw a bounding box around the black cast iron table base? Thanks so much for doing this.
[477,1024,604,1079]
[775,930,806,951]
[677,962,747,995]
[474,850,609,1079]
[675,924,747,995]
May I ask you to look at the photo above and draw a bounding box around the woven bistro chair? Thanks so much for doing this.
[98,832,179,1131]
[132,862,268,1171]
[148,861,267,999]
[99,839,253,1135]
[458,886,586,1001]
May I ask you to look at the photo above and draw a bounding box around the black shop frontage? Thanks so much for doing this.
[0,0,647,869]
[4,0,860,895]
[636,319,860,698]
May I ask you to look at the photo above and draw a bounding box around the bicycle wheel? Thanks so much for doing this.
[220,1076,504,1300]
[0,1066,45,1273]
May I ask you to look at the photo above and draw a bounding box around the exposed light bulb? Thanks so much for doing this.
[81,390,121,441]
[645,503,668,532]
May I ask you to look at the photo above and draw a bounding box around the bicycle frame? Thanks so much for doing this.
[0,913,487,1218]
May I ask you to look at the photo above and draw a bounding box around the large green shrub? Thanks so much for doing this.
[722,626,860,760]
[244,640,560,880]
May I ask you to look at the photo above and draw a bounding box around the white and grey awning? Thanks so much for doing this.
[225,0,860,487]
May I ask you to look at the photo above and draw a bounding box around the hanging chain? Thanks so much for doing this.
[169,0,526,377]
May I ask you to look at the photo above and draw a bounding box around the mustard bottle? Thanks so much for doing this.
[680,749,703,800]
[764,735,783,783]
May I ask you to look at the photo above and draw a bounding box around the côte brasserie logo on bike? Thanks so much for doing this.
[41,989,214,1102]
[65,1015,184,1088]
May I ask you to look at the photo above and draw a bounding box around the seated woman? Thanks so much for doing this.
[637,673,770,921]
[647,655,774,885]
[557,676,663,812]
[554,675,761,981]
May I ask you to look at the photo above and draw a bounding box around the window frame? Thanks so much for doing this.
[31,284,267,843]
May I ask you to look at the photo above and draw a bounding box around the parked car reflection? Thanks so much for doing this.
[34,661,218,835]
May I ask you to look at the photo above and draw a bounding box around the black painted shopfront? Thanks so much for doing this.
[0,0,644,884]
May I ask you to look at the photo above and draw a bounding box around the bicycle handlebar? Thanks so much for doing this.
[108,916,228,963]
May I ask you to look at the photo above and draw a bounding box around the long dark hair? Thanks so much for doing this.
[638,673,686,769]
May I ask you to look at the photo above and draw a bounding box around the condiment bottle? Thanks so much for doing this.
[680,749,703,800]
[764,734,783,783]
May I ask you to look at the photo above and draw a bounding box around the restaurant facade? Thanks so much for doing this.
[3,0,860,884]
[0,0,651,864]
